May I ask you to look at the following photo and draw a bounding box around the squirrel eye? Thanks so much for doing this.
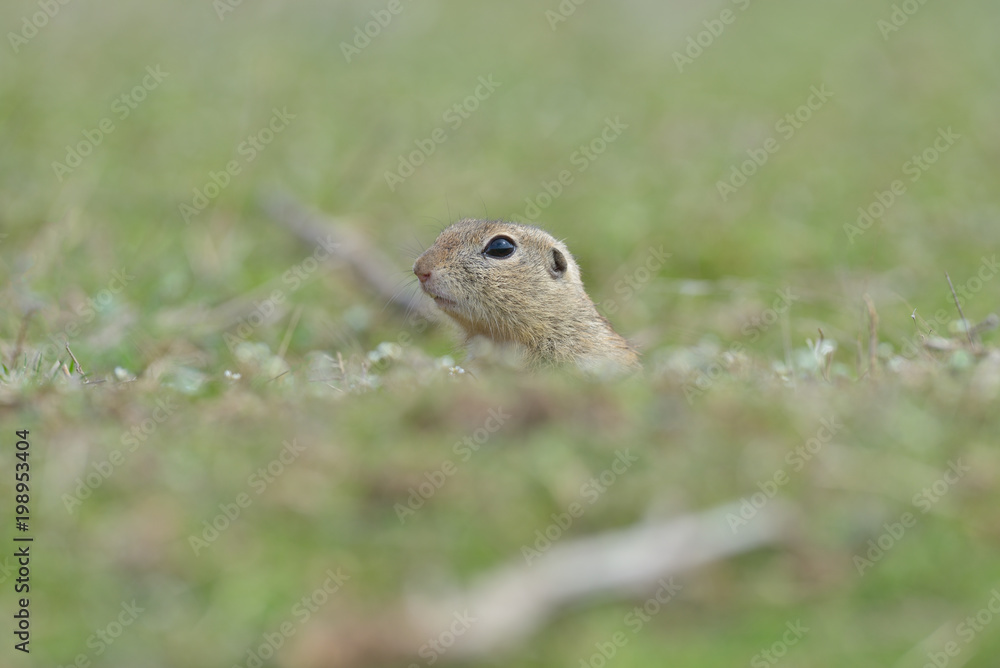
[483,236,516,258]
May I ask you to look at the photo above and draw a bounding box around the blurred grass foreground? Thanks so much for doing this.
[2,0,1000,667]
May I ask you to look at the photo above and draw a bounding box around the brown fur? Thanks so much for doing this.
[413,219,641,374]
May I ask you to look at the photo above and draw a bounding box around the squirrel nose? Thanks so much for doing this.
[413,258,431,282]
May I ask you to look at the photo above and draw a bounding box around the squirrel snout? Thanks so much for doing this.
[413,258,432,283]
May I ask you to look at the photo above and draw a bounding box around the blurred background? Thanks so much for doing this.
[2,0,1000,666]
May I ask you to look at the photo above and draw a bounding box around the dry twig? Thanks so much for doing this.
[261,191,428,316]
[945,271,975,347]
[288,500,795,668]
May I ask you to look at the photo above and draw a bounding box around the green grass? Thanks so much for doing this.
[2,0,1000,666]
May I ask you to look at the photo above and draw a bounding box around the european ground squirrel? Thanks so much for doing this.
[413,219,641,374]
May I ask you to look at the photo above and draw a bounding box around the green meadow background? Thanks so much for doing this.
[2,0,1000,666]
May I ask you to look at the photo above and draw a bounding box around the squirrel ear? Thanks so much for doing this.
[549,247,568,279]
